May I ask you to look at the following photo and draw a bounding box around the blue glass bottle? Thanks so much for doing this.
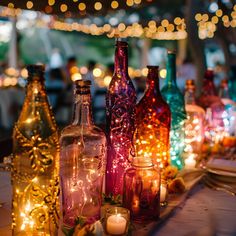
[161,51,186,170]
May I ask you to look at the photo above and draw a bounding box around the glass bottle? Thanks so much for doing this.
[161,51,186,170]
[184,80,205,163]
[135,66,171,169]
[12,65,59,235]
[60,80,107,229]
[219,79,236,138]
[106,39,136,196]
[123,156,160,222]
[198,69,220,109]
[198,70,226,148]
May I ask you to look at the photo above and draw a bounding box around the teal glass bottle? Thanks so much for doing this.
[161,51,186,170]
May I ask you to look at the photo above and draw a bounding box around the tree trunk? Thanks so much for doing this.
[185,0,207,96]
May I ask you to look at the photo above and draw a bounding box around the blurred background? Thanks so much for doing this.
[0,0,235,142]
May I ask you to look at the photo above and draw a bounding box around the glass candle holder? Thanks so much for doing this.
[105,207,130,236]
[123,162,160,222]
[160,180,168,207]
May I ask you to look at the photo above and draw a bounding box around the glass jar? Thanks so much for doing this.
[123,158,160,222]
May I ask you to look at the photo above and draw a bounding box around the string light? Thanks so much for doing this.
[94,2,102,11]
[26,1,33,9]
[111,1,119,9]
[78,3,86,11]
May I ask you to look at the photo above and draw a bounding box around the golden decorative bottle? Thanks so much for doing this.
[12,65,60,235]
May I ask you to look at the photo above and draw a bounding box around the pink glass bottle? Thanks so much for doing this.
[60,80,107,228]
[135,66,171,169]
[106,39,136,196]
[198,69,225,145]
[123,156,160,222]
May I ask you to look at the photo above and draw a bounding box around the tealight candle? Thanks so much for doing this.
[107,214,127,235]
[105,207,130,236]
[160,184,167,203]
[184,157,196,169]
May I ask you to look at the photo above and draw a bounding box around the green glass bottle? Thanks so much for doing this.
[161,51,186,170]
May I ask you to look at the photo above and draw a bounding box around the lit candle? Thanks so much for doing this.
[184,157,196,169]
[160,184,167,203]
[106,214,127,235]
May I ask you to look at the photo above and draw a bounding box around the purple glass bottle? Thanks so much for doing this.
[106,39,136,196]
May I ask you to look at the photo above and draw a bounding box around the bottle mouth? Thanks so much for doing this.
[75,80,91,94]
[115,40,128,47]
[147,65,159,70]
[27,64,45,78]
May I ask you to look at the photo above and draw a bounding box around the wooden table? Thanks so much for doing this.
[1,170,236,236]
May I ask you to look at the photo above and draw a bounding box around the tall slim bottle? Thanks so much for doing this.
[60,80,107,228]
[12,65,59,235]
[135,66,171,168]
[161,51,186,170]
[106,39,136,196]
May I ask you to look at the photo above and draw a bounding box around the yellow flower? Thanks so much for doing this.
[162,166,178,180]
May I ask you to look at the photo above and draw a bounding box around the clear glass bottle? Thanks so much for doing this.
[184,80,205,162]
[135,66,171,169]
[123,156,160,223]
[106,39,136,196]
[12,65,59,235]
[161,51,186,170]
[60,80,107,228]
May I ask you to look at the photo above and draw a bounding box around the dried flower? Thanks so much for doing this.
[168,177,186,194]
[162,165,178,180]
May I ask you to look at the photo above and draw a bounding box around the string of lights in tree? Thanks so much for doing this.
[196,5,236,39]
[0,3,235,40]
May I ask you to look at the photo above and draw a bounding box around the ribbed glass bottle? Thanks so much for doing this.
[106,39,136,196]
[60,80,107,228]
[135,66,171,169]
[12,65,59,235]
[161,51,186,170]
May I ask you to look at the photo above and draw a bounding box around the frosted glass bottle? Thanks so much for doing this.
[184,80,205,162]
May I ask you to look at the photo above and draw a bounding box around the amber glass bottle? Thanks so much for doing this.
[12,65,59,235]
[135,66,171,168]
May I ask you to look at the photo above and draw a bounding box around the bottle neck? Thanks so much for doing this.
[219,83,230,99]
[166,53,177,87]
[146,67,162,97]
[185,88,196,105]
[26,76,47,102]
[114,42,128,77]
[202,79,217,96]
[72,91,93,126]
